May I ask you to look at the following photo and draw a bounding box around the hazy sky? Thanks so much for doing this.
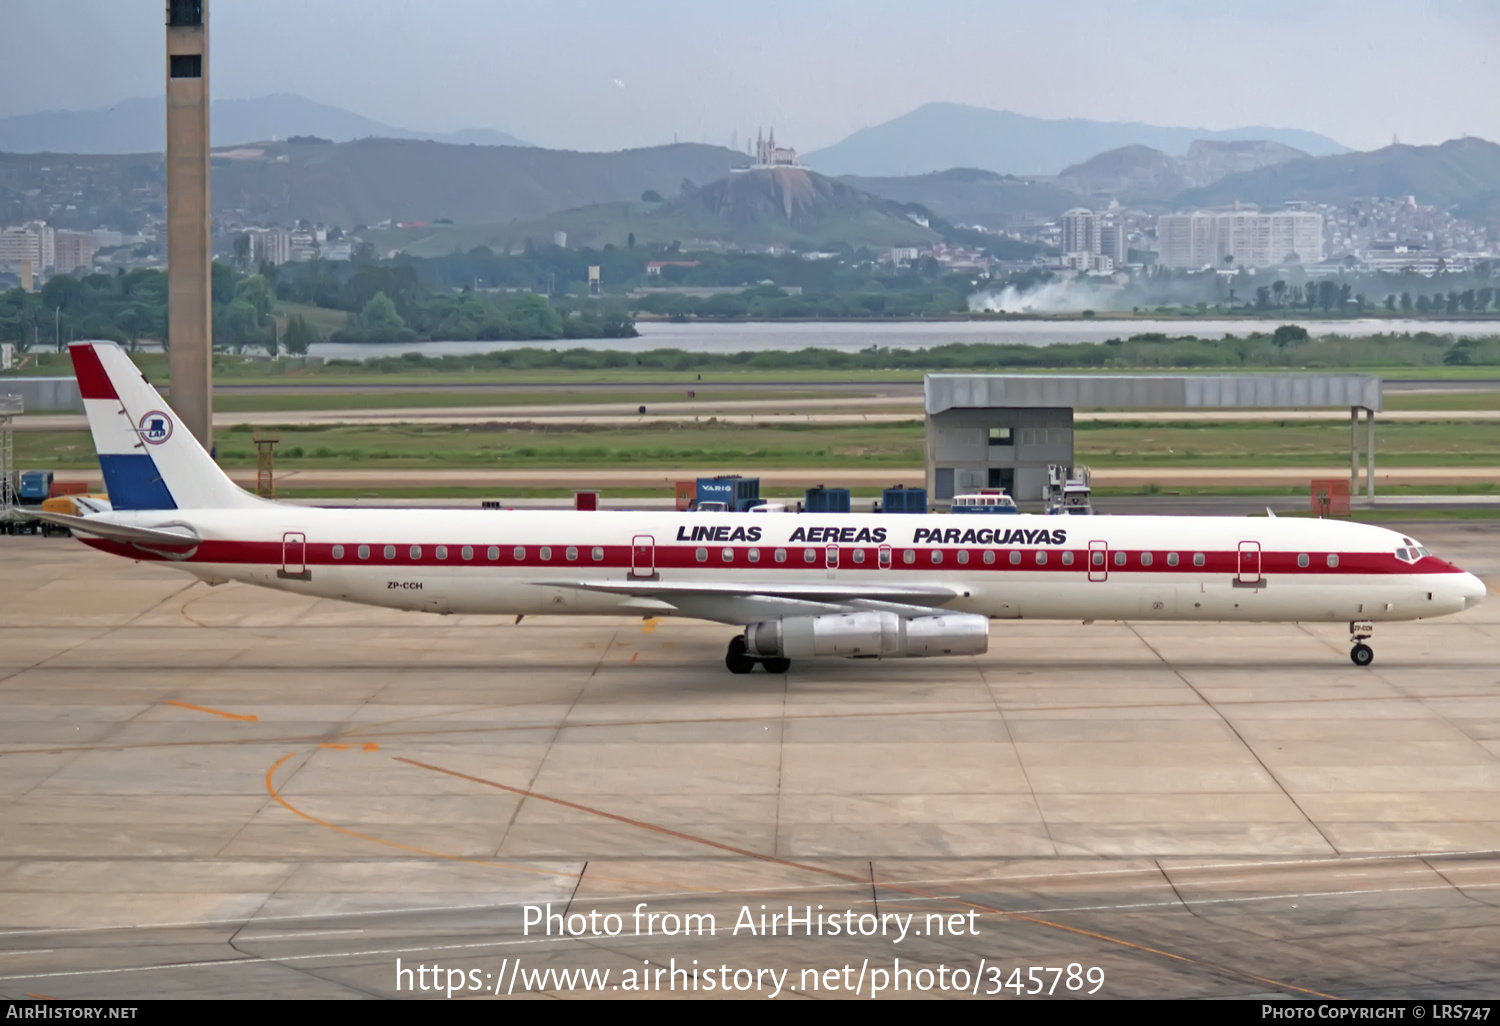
[3,0,1497,152]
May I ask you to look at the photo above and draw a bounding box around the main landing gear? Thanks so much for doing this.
[1349,620,1374,667]
[725,635,791,675]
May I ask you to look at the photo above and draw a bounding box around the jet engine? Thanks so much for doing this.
[746,611,989,659]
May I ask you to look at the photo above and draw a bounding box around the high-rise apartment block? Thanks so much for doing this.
[0,223,55,272]
[246,226,290,266]
[1157,210,1323,269]
[1060,208,1125,272]
[53,231,95,274]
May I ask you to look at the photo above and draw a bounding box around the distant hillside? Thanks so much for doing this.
[802,102,1347,177]
[387,167,944,254]
[837,168,1080,229]
[1058,139,1307,202]
[0,94,530,154]
[1175,137,1500,210]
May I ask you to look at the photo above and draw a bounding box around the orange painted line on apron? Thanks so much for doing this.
[165,700,258,722]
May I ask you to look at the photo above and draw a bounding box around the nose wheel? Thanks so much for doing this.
[1349,620,1374,667]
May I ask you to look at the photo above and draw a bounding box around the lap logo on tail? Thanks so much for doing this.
[138,410,174,445]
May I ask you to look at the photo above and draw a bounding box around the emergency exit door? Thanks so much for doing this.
[631,535,656,578]
[1238,540,1262,584]
[279,532,309,580]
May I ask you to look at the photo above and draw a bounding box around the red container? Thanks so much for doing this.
[574,491,599,511]
[49,481,87,498]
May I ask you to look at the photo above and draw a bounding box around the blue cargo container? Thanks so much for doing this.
[696,475,761,511]
[18,470,53,503]
[882,486,927,514]
[804,486,851,514]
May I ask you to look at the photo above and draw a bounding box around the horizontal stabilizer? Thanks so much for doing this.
[29,511,200,549]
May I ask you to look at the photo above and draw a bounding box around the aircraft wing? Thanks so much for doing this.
[28,511,200,550]
[538,578,963,625]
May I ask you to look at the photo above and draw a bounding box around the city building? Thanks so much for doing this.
[91,229,123,249]
[0,223,55,272]
[246,227,290,266]
[288,229,318,262]
[753,128,798,168]
[1099,222,1126,265]
[1060,208,1124,272]
[1156,210,1323,269]
[1060,209,1098,256]
[53,231,95,274]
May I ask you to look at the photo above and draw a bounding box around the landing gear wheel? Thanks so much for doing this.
[762,657,791,674]
[1350,643,1374,667]
[725,635,756,675]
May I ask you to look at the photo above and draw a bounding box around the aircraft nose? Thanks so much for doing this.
[1459,572,1487,610]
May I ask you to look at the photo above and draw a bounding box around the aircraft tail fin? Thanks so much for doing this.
[69,341,259,511]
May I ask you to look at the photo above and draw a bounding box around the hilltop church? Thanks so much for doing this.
[753,128,799,168]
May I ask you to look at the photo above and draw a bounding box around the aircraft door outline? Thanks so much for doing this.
[631,535,657,579]
[279,531,310,581]
[1238,540,1262,584]
[1088,540,1108,582]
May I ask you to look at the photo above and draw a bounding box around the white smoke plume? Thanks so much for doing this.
[968,277,1125,314]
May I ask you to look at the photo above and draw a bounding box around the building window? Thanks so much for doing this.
[508,547,521,561]
[1167,552,1178,567]
[1327,553,1339,568]
[167,0,204,27]
[903,550,916,564]
[1297,553,1310,568]
[1141,552,1153,567]
[988,427,1013,446]
[332,545,344,560]
[955,550,968,565]
[357,545,369,560]
[592,547,604,562]
[461,546,473,560]
[169,53,202,78]
[436,546,447,560]
[1061,551,1074,566]
[774,548,786,563]
[696,547,708,563]
[565,546,578,562]
[1193,553,1205,567]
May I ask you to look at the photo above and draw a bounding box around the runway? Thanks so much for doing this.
[1,524,1498,998]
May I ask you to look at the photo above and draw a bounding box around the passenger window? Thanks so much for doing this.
[1141,552,1153,566]
[384,545,396,560]
[1006,550,1018,565]
[1166,552,1178,567]
[903,550,916,564]
[853,549,866,564]
[508,546,520,560]
[540,547,552,561]
[804,549,816,564]
[409,546,421,560]
[774,548,786,563]
[436,546,447,560]
[984,550,995,565]
[461,546,473,560]
[489,546,501,560]
[1091,551,1104,566]
[332,545,344,559]
[1327,553,1339,568]
[592,546,604,561]
[1297,553,1309,568]
[1061,551,1074,566]
[696,547,708,562]
[721,548,734,562]
[357,545,369,560]
[878,547,892,567]
[565,546,578,561]
[748,548,761,562]
[1193,553,1205,567]
[931,550,943,564]
[1036,551,1047,565]
[1114,551,1126,566]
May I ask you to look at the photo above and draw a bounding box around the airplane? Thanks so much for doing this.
[36,341,1486,674]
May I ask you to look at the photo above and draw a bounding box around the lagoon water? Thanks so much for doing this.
[304,318,1486,359]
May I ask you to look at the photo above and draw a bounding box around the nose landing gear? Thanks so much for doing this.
[1349,620,1374,667]
[725,635,791,674]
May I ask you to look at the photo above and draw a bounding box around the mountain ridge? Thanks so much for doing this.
[0,94,530,154]
[803,102,1347,177]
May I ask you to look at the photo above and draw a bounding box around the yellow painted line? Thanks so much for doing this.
[164,700,258,722]
[641,618,658,634]
[397,755,1341,1001]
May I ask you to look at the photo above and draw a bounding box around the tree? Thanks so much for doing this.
[233,274,274,322]
[1384,293,1396,313]
[1318,279,1337,312]
[627,232,636,250]
[1272,280,1286,308]
[1338,282,1352,310]
[1400,291,1413,313]
[232,233,250,270]
[640,190,663,203]
[1416,294,1431,313]
[359,290,407,342]
[1255,285,1271,310]
[1272,323,1309,348]
[282,313,317,355]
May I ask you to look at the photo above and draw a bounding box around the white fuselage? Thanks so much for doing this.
[83,507,1484,626]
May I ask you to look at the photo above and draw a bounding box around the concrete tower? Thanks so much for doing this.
[165,0,212,448]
